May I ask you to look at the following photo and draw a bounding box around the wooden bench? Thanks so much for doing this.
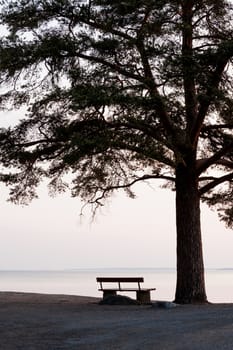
[96,277,156,304]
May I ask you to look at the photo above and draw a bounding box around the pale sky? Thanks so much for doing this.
[0,178,232,270]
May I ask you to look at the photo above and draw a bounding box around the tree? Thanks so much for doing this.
[0,0,233,303]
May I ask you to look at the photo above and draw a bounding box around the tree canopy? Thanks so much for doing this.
[0,0,232,216]
[0,0,233,303]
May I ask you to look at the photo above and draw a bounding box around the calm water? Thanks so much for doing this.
[0,268,233,303]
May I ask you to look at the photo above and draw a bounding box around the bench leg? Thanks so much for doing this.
[136,291,151,304]
[103,290,117,298]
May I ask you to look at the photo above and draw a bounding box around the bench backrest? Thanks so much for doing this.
[96,277,144,291]
[96,277,144,283]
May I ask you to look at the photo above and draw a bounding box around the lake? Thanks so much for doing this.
[0,268,233,303]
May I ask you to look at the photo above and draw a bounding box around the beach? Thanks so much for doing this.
[1,292,233,349]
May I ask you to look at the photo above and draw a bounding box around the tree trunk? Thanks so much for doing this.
[174,160,207,304]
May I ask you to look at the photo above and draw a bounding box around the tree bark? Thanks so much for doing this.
[174,159,207,304]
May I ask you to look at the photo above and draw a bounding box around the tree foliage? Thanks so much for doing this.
[0,0,232,227]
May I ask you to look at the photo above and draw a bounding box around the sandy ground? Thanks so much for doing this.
[1,292,233,349]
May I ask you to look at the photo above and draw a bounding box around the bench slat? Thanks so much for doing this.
[96,277,144,283]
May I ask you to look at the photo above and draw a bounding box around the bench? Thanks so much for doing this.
[96,277,156,304]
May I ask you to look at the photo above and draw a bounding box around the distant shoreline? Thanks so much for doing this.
[1,267,233,271]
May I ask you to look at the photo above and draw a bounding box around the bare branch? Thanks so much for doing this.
[91,174,175,205]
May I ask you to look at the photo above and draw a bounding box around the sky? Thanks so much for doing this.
[0,177,233,270]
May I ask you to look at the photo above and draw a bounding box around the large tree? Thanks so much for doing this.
[0,0,233,303]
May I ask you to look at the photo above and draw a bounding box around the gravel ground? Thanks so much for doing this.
[0,292,233,349]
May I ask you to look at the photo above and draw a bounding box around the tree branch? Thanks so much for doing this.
[216,159,233,169]
[135,35,176,138]
[198,176,218,182]
[199,171,233,195]
[15,139,57,147]
[196,141,233,175]
[77,52,145,82]
[201,123,233,131]
[182,1,198,134]
[83,20,133,41]
[91,174,175,206]
[191,49,232,145]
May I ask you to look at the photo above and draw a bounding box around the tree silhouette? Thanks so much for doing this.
[0,0,233,303]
